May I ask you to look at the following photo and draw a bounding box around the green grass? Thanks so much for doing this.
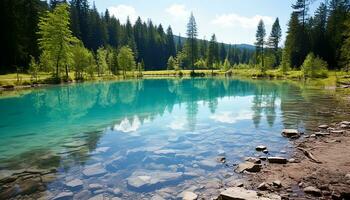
[1,68,349,88]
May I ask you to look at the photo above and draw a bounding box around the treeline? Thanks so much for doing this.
[0,0,255,75]
[254,0,350,77]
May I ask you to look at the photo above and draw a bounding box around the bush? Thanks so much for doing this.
[301,53,328,78]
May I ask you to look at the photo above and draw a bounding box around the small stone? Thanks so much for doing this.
[288,158,296,163]
[235,162,262,173]
[263,149,269,154]
[65,179,83,189]
[88,194,105,200]
[318,124,329,129]
[315,132,330,137]
[53,192,74,200]
[280,150,287,154]
[257,182,268,190]
[111,188,121,196]
[340,121,350,125]
[220,187,258,200]
[310,134,316,138]
[259,156,267,161]
[281,129,300,138]
[88,184,103,191]
[74,190,91,200]
[256,145,267,151]
[273,180,282,188]
[345,174,350,179]
[331,130,345,134]
[216,156,226,163]
[244,157,261,164]
[304,186,321,196]
[268,157,288,164]
[181,191,198,200]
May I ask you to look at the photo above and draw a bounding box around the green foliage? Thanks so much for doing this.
[37,3,78,78]
[255,20,266,71]
[186,12,198,71]
[71,43,93,80]
[195,59,207,69]
[301,53,328,78]
[207,34,219,72]
[222,58,231,71]
[167,56,177,70]
[280,49,291,74]
[28,56,39,81]
[117,46,136,77]
[96,47,109,76]
[341,15,350,71]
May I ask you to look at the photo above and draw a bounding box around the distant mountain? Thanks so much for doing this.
[173,35,255,50]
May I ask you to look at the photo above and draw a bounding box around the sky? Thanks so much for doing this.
[89,0,323,45]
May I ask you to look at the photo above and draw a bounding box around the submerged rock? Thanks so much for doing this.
[82,163,107,177]
[268,157,288,164]
[235,162,261,173]
[53,192,74,200]
[180,191,198,200]
[88,194,105,200]
[281,129,300,138]
[127,170,183,191]
[65,179,83,189]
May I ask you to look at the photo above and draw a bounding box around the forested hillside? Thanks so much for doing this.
[0,0,254,74]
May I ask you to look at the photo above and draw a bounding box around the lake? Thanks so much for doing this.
[0,78,349,199]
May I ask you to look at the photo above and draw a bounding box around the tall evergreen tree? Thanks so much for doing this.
[219,43,227,62]
[207,34,219,74]
[186,12,198,72]
[268,18,282,67]
[255,20,266,69]
[166,26,176,58]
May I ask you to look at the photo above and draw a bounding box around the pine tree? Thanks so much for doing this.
[207,34,219,74]
[268,18,282,67]
[186,12,198,72]
[166,26,176,58]
[219,43,227,62]
[292,0,312,27]
[255,20,266,71]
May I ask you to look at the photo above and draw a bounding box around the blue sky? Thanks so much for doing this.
[90,0,322,45]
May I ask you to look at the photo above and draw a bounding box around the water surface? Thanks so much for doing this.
[0,78,349,199]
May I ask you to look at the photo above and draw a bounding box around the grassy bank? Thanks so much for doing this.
[1,69,349,88]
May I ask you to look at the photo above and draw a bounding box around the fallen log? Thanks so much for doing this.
[297,147,322,164]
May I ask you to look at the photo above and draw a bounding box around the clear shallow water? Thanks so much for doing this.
[0,78,349,199]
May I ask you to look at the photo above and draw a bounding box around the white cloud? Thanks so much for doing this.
[114,116,141,133]
[165,4,190,20]
[210,111,252,124]
[108,5,137,23]
[167,117,187,130]
[211,13,274,29]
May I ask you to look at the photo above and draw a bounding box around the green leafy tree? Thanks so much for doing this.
[37,3,78,79]
[86,53,96,78]
[301,52,328,78]
[28,55,39,81]
[194,59,207,69]
[71,42,92,80]
[222,58,231,71]
[167,56,177,70]
[186,12,198,72]
[255,19,266,72]
[117,46,136,77]
[96,47,108,76]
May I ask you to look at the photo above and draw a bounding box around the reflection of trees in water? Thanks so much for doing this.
[251,81,279,128]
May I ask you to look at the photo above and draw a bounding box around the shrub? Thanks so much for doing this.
[301,53,328,78]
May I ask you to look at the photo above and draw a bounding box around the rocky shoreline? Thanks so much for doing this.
[218,121,350,200]
[1,121,349,200]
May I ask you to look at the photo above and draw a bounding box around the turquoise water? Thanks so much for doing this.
[0,78,349,199]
